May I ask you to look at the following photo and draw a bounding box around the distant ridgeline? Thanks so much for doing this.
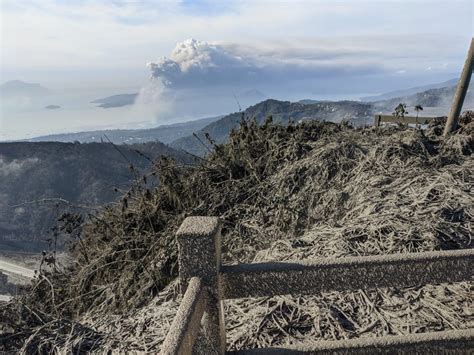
[0,141,194,252]
[171,86,472,156]
[28,81,474,157]
[170,99,375,156]
[28,115,223,145]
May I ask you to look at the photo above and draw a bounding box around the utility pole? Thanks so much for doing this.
[444,38,474,136]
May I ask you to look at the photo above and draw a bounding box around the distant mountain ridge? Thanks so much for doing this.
[18,78,474,159]
[91,93,138,108]
[0,80,51,98]
[170,99,374,156]
[169,79,474,156]
[373,83,473,112]
[362,78,458,101]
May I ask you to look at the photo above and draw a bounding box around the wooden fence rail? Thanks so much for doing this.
[373,114,440,127]
[160,217,474,355]
[159,277,206,354]
[221,249,472,299]
[228,329,474,354]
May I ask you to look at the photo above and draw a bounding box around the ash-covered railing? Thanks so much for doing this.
[160,217,474,355]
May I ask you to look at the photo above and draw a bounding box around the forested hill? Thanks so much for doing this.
[169,85,474,157]
[170,99,373,156]
[0,141,194,252]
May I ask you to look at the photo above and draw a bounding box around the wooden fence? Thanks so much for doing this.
[160,217,473,354]
[372,114,441,127]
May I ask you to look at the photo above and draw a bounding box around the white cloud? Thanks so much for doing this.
[148,39,250,87]
[148,38,384,89]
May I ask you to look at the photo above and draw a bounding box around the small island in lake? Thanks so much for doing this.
[44,105,61,110]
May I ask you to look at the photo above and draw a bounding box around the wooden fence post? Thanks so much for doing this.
[444,38,474,136]
[373,114,381,127]
[176,216,226,354]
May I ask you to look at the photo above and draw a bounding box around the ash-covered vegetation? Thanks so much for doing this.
[1,112,473,353]
[170,99,374,156]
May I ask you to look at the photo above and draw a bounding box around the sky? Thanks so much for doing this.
[0,0,473,139]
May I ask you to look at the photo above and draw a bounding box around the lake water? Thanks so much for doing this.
[0,89,156,141]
